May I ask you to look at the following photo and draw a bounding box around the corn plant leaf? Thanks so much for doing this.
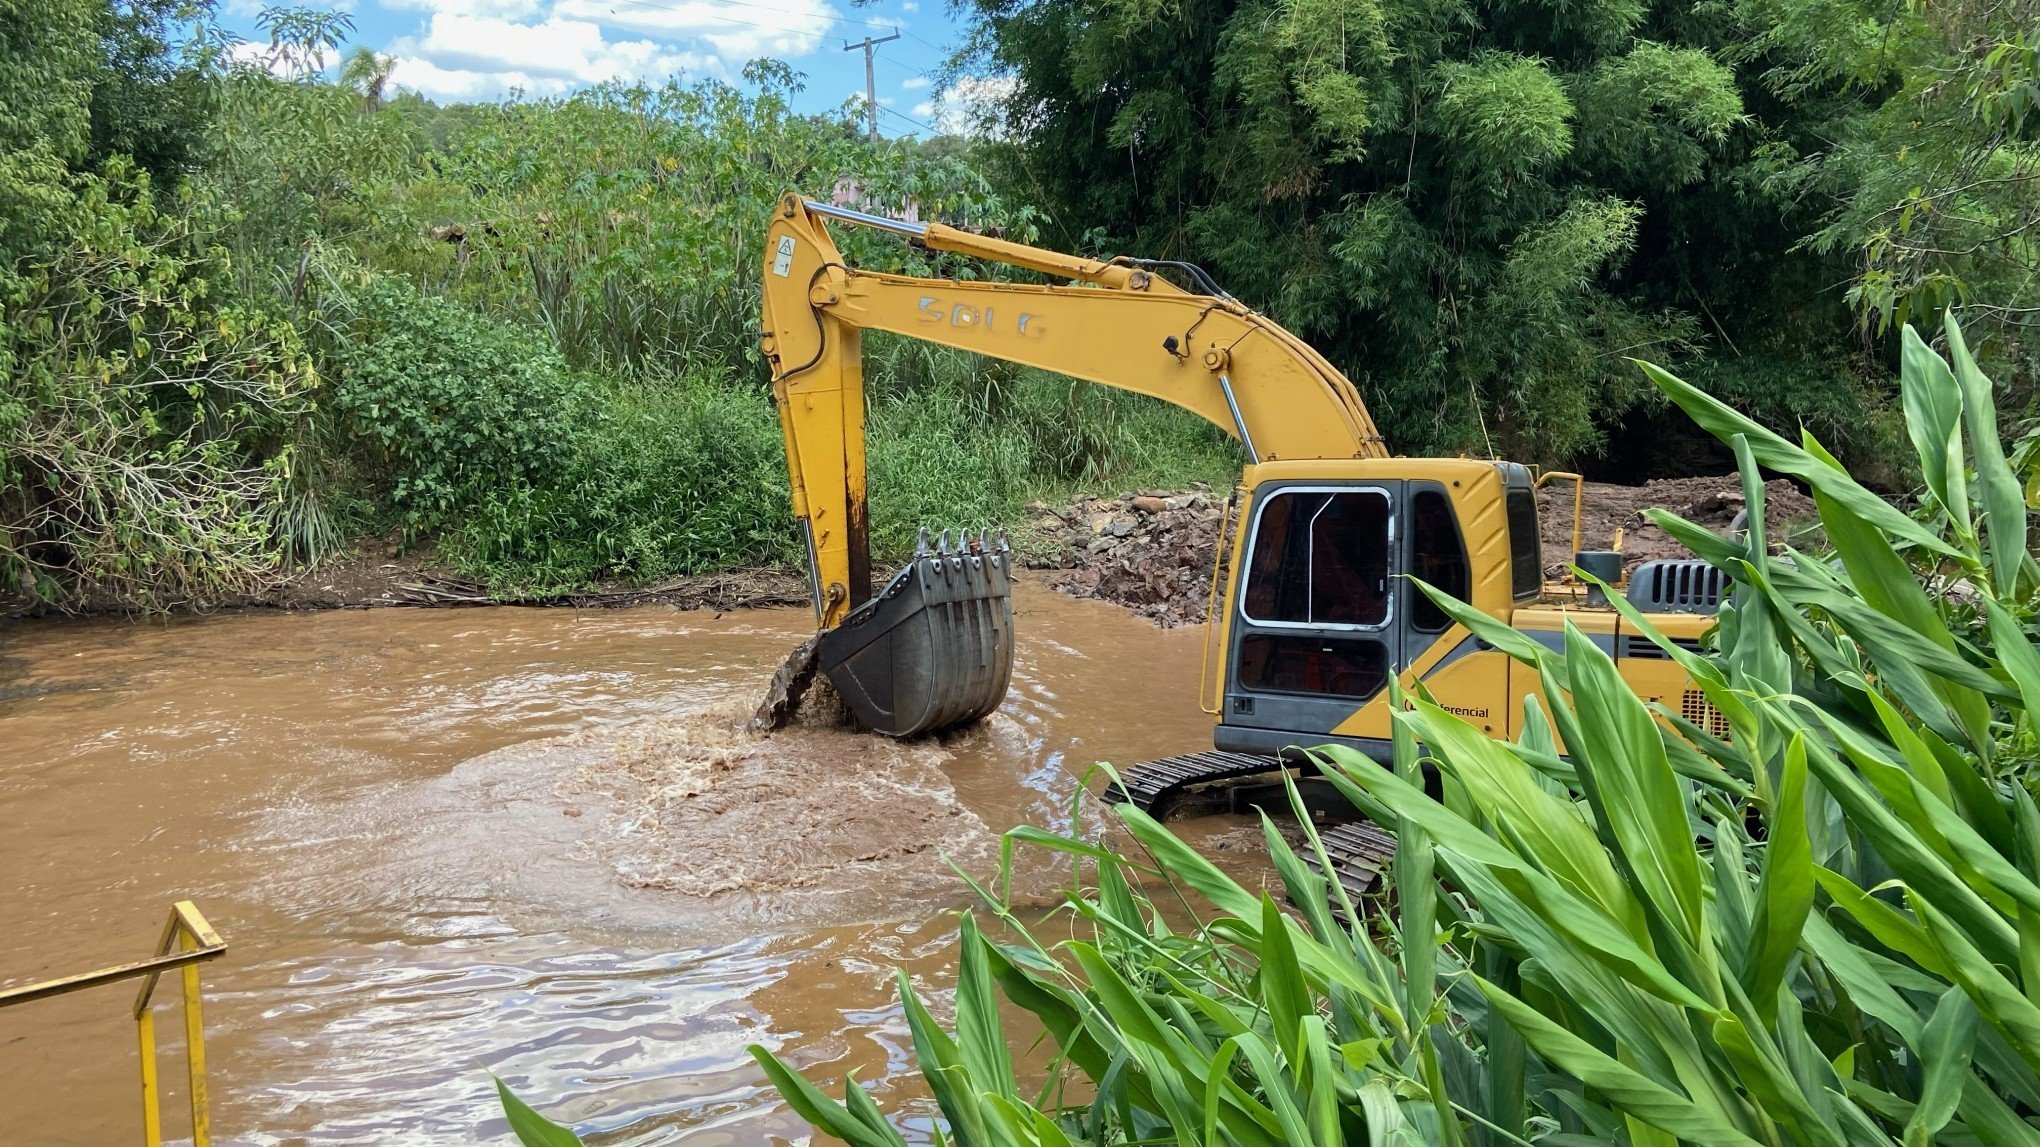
[1114,804,1404,1017]
[1234,1031,1316,1147]
[976,935,1117,1082]
[1316,741,1717,1011]
[1801,913,1924,1043]
[897,968,996,1147]
[747,1051,908,1147]
[1742,735,1813,1013]
[1637,358,1957,556]
[1910,892,2040,1076]
[1559,621,1710,956]
[1470,974,1765,1147]
[954,914,1018,1099]
[1900,324,1971,531]
[1259,893,1313,1068]
[492,1077,587,1147]
[1944,314,2028,596]
[1906,987,1980,1147]
[1794,733,2019,966]
[1710,1012,1839,1147]
[1987,597,2040,718]
[1813,867,1953,978]
[1805,458,1995,749]
[842,1070,899,1140]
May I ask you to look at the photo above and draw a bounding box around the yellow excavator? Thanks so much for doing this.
[760,194,1720,867]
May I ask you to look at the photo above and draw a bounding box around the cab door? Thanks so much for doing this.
[1221,483,1401,738]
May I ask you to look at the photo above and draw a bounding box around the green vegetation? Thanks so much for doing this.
[2,0,2035,613]
[0,5,1237,610]
[698,318,2040,1146]
[954,0,2040,470]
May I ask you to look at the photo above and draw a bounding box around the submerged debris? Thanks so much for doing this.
[749,635,821,732]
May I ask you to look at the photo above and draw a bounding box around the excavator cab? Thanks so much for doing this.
[1211,461,1536,759]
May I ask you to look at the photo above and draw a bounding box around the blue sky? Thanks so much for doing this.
[219,0,989,136]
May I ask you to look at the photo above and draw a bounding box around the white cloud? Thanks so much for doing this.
[553,0,838,60]
[900,1,918,10]
[925,74,1017,135]
[900,74,928,89]
[388,54,525,99]
[382,0,546,16]
[353,0,870,103]
[383,11,707,98]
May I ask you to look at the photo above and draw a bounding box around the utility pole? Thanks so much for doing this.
[844,29,900,140]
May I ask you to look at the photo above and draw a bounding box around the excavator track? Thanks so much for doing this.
[1299,821,1398,910]
[1110,751,1398,921]
[1109,752,1291,819]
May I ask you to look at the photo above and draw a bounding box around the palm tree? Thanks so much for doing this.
[340,46,397,110]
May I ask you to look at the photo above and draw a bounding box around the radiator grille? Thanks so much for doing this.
[1681,689,1731,739]
[1627,559,1730,614]
[1621,635,1707,660]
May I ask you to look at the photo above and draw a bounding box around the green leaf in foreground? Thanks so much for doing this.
[492,1076,586,1147]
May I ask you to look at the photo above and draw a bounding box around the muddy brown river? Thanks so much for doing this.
[0,586,1246,1145]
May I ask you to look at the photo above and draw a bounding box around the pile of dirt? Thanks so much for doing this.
[1540,476,1819,574]
[1027,475,1822,626]
[1021,487,1228,627]
[555,705,995,898]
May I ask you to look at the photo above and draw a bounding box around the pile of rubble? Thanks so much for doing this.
[1022,487,1229,627]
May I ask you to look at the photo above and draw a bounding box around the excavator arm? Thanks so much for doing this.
[760,194,1389,626]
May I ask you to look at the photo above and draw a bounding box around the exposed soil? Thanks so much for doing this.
[1025,476,1821,626]
[1541,475,1819,573]
[1019,487,1231,628]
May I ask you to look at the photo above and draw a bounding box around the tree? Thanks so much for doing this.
[339,45,395,110]
[1743,0,2040,372]
[952,0,1879,466]
[252,4,352,80]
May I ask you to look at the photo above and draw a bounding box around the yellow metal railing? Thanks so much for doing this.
[0,901,226,1147]
[1535,470,1587,559]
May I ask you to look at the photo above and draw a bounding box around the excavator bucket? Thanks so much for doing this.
[816,529,1015,738]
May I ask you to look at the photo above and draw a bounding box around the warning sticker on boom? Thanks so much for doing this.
[771,235,796,277]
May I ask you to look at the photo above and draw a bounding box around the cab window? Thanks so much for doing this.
[1409,490,1469,630]
[1237,634,1387,699]
[1506,488,1541,599]
[1243,490,1391,627]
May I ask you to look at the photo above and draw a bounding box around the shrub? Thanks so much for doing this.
[0,165,316,609]
[452,369,800,589]
[324,272,593,538]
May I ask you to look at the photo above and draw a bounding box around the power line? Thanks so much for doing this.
[880,102,936,134]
